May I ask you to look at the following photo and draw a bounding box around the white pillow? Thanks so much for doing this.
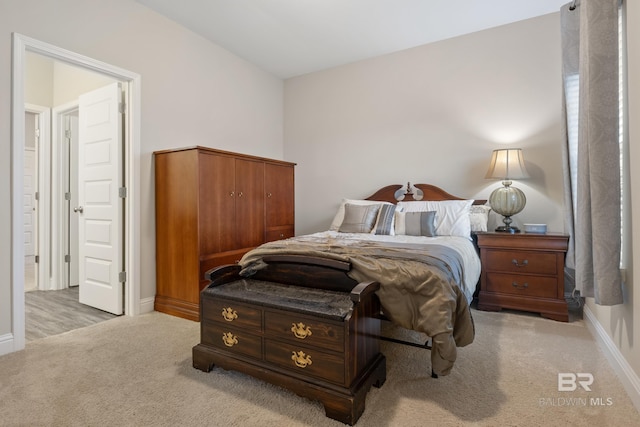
[469,205,492,232]
[329,199,392,231]
[397,200,474,238]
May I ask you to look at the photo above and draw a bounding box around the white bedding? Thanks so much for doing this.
[302,230,481,304]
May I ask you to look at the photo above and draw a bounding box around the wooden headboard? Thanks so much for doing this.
[365,182,486,205]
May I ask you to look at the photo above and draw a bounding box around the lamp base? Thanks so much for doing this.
[495,225,521,234]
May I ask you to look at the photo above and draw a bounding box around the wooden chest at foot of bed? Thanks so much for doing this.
[192,257,386,426]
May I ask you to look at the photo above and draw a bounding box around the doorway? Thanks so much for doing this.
[9,33,142,353]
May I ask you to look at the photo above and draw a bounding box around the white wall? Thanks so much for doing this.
[0,0,284,341]
[285,13,564,235]
[25,53,53,106]
[52,60,115,106]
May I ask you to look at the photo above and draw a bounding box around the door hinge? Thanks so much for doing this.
[65,254,71,263]
[35,255,39,263]
[119,102,126,114]
[35,128,41,138]
[35,191,39,201]
[119,187,127,198]
[65,192,71,201]
[119,271,127,283]
[65,129,71,139]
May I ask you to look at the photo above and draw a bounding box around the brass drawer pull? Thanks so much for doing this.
[512,259,529,267]
[291,350,313,368]
[291,322,312,339]
[222,332,238,347]
[221,307,238,322]
[512,282,529,290]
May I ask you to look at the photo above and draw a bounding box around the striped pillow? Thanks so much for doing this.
[373,204,397,235]
[338,203,381,233]
[395,211,436,237]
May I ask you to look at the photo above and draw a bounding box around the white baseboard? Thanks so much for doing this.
[139,296,155,314]
[584,305,640,413]
[0,333,15,357]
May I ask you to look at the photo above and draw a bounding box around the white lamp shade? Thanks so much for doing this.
[485,148,530,180]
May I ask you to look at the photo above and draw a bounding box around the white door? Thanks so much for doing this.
[24,111,38,292]
[23,148,36,261]
[77,82,124,315]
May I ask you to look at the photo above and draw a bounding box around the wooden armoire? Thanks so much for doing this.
[154,146,295,321]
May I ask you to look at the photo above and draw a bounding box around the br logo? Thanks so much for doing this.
[558,373,594,391]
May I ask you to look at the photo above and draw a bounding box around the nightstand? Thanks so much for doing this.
[476,232,570,322]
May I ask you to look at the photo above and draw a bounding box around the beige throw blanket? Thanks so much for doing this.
[239,234,475,376]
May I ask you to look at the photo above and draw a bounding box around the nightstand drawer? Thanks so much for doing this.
[485,250,557,275]
[265,311,344,352]
[486,273,557,298]
[202,299,262,330]
[264,340,345,385]
[201,323,263,360]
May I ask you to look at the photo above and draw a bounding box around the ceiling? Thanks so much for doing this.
[137,0,567,79]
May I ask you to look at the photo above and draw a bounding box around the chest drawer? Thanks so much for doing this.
[264,311,344,352]
[486,273,558,298]
[201,323,263,360]
[485,250,557,275]
[264,340,345,385]
[202,299,262,330]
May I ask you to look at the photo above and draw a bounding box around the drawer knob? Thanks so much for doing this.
[221,307,238,322]
[511,282,529,290]
[291,322,313,339]
[511,259,529,267]
[291,350,313,368]
[222,332,238,347]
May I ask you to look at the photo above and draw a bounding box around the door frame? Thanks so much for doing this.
[52,100,79,291]
[10,33,142,352]
[24,104,51,292]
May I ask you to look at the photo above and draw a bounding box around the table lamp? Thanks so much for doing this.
[485,148,529,233]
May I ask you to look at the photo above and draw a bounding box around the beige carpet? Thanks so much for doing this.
[0,309,638,426]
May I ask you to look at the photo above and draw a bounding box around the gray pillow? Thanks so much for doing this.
[339,203,380,233]
[374,204,396,235]
[404,211,436,237]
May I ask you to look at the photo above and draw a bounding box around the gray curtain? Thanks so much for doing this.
[561,0,623,305]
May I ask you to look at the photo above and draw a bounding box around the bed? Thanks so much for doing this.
[236,183,487,376]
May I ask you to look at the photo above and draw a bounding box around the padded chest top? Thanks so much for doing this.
[203,279,354,321]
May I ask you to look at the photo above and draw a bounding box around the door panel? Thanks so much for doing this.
[77,82,123,315]
[201,153,236,254]
[265,163,294,228]
[235,159,264,248]
[23,148,37,259]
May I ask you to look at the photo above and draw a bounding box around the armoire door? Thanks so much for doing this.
[234,159,265,249]
[265,163,294,229]
[200,152,236,254]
